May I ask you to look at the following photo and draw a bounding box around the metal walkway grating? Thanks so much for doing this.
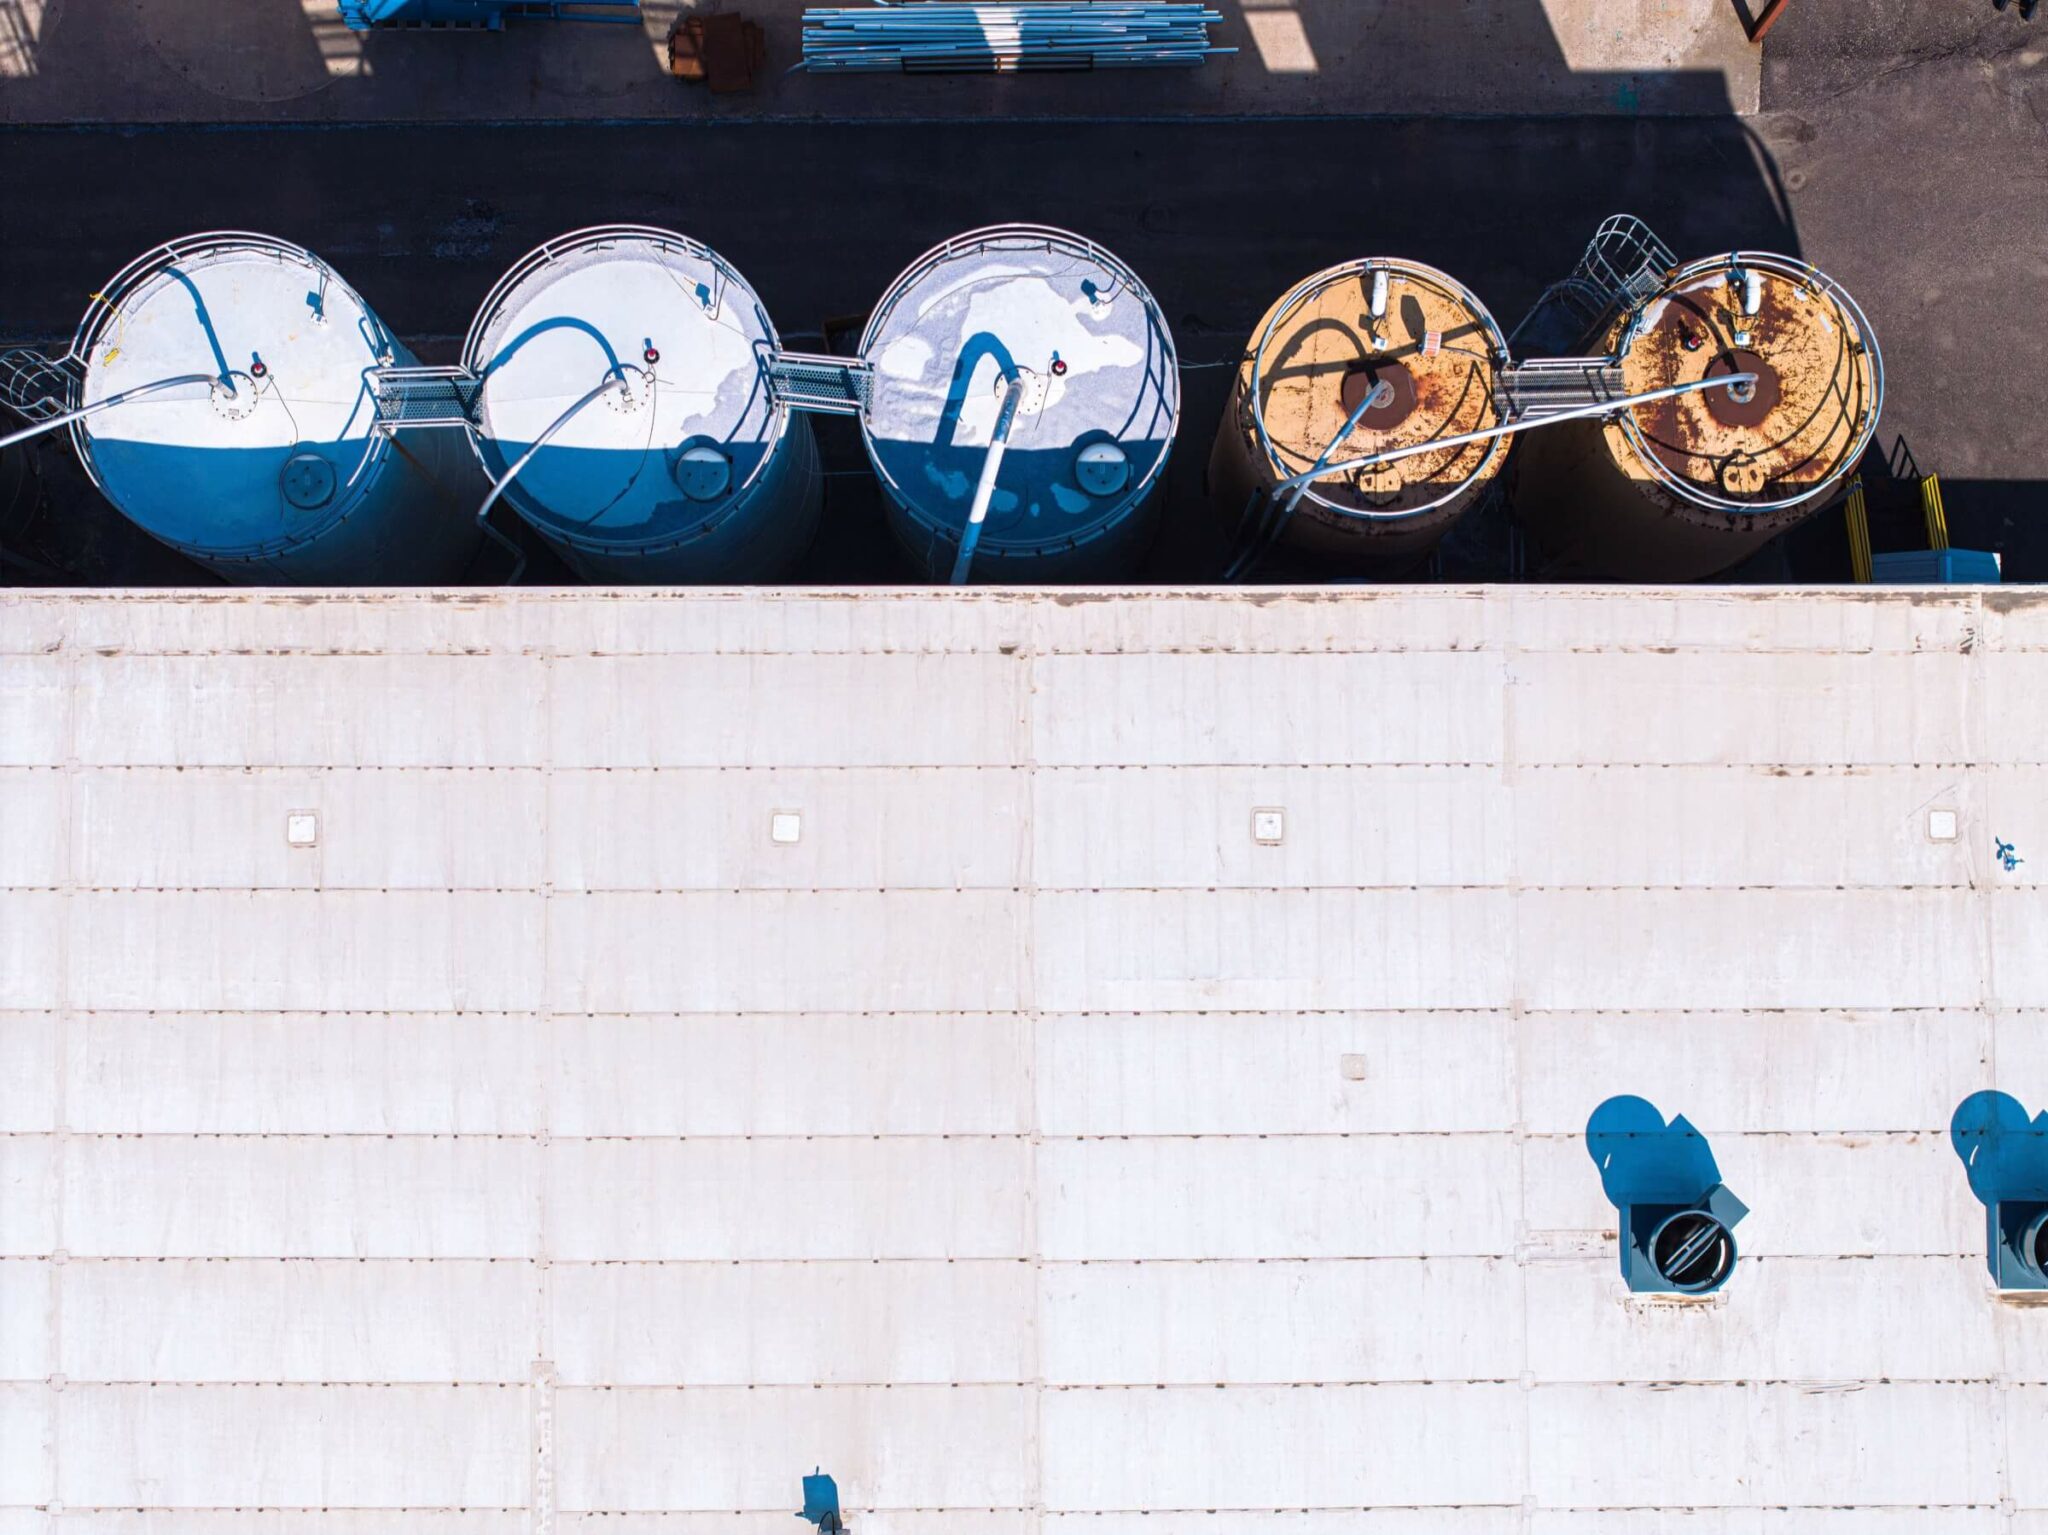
[769,352,873,417]
[368,366,482,430]
[1496,357,1631,423]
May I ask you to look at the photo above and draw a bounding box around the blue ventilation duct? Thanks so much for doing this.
[1951,1091,2048,1291]
[1587,1094,1749,1296]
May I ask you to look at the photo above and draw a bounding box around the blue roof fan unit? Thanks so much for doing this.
[1990,1202,2048,1291]
[1588,1097,1749,1296]
[1623,1182,1749,1295]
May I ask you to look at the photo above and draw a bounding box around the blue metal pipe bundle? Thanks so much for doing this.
[799,3,1231,72]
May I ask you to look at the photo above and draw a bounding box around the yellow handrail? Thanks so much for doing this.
[1921,472,1949,552]
[1845,477,1873,583]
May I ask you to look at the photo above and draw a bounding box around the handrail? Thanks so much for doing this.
[858,222,1131,359]
[1271,371,1758,497]
[1224,370,1761,581]
[71,232,328,365]
[0,373,219,451]
[472,370,628,585]
[1222,378,1390,582]
[1245,258,1512,524]
[1610,250,1884,516]
[463,224,752,374]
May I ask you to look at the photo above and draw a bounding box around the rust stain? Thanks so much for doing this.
[1238,262,1505,518]
[1607,263,1876,510]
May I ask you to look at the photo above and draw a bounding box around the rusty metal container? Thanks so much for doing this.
[1513,251,1883,580]
[1209,258,1510,572]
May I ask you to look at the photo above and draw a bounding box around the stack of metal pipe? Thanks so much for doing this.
[798,3,1231,72]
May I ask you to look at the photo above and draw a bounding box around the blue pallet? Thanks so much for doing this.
[1870,547,2003,584]
[340,0,640,30]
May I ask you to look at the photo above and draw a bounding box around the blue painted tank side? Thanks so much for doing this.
[92,336,485,586]
[883,473,1162,583]
[507,414,823,585]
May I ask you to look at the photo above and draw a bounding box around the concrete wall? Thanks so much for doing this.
[3,586,2046,1532]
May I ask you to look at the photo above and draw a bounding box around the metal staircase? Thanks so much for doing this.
[768,352,873,417]
[367,366,482,431]
[1509,214,1677,354]
[0,350,83,423]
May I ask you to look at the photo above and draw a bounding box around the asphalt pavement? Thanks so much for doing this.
[1,2,2042,584]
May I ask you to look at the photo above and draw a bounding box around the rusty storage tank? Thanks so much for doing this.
[1513,251,1883,580]
[1209,258,1509,572]
[61,233,483,583]
[465,225,821,583]
[859,224,1179,582]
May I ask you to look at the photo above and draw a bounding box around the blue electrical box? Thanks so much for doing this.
[1991,1201,2048,1291]
[1871,548,2002,584]
[1621,1182,1749,1295]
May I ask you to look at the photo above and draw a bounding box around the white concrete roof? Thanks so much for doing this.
[3,585,2048,1535]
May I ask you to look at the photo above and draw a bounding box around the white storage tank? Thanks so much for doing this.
[66,232,482,583]
[464,225,821,583]
[858,224,1179,581]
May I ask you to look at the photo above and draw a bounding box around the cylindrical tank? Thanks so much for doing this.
[1210,259,1509,572]
[1513,251,1883,580]
[70,232,483,584]
[859,224,1178,582]
[464,225,821,584]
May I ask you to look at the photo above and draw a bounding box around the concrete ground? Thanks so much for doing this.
[0,0,1760,123]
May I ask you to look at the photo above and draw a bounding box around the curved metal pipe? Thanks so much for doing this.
[472,370,627,585]
[1272,371,1758,496]
[0,373,219,452]
[950,373,1027,585]
[1224,378,1390,582]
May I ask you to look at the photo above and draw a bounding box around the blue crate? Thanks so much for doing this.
[1870,548,2003,584]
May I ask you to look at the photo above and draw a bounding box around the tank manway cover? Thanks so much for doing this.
[1243,260,1506,519]
[859,225,1179,557]
[466,229,786,552]
[77,239,390,556]
[1612,255,1881,508]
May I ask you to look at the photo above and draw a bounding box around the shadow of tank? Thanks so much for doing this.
[1210,258,1510,579]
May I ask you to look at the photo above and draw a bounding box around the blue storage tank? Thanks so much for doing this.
[859,224,1179,582]
[68,233,483,584]
[463,226,822,584]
